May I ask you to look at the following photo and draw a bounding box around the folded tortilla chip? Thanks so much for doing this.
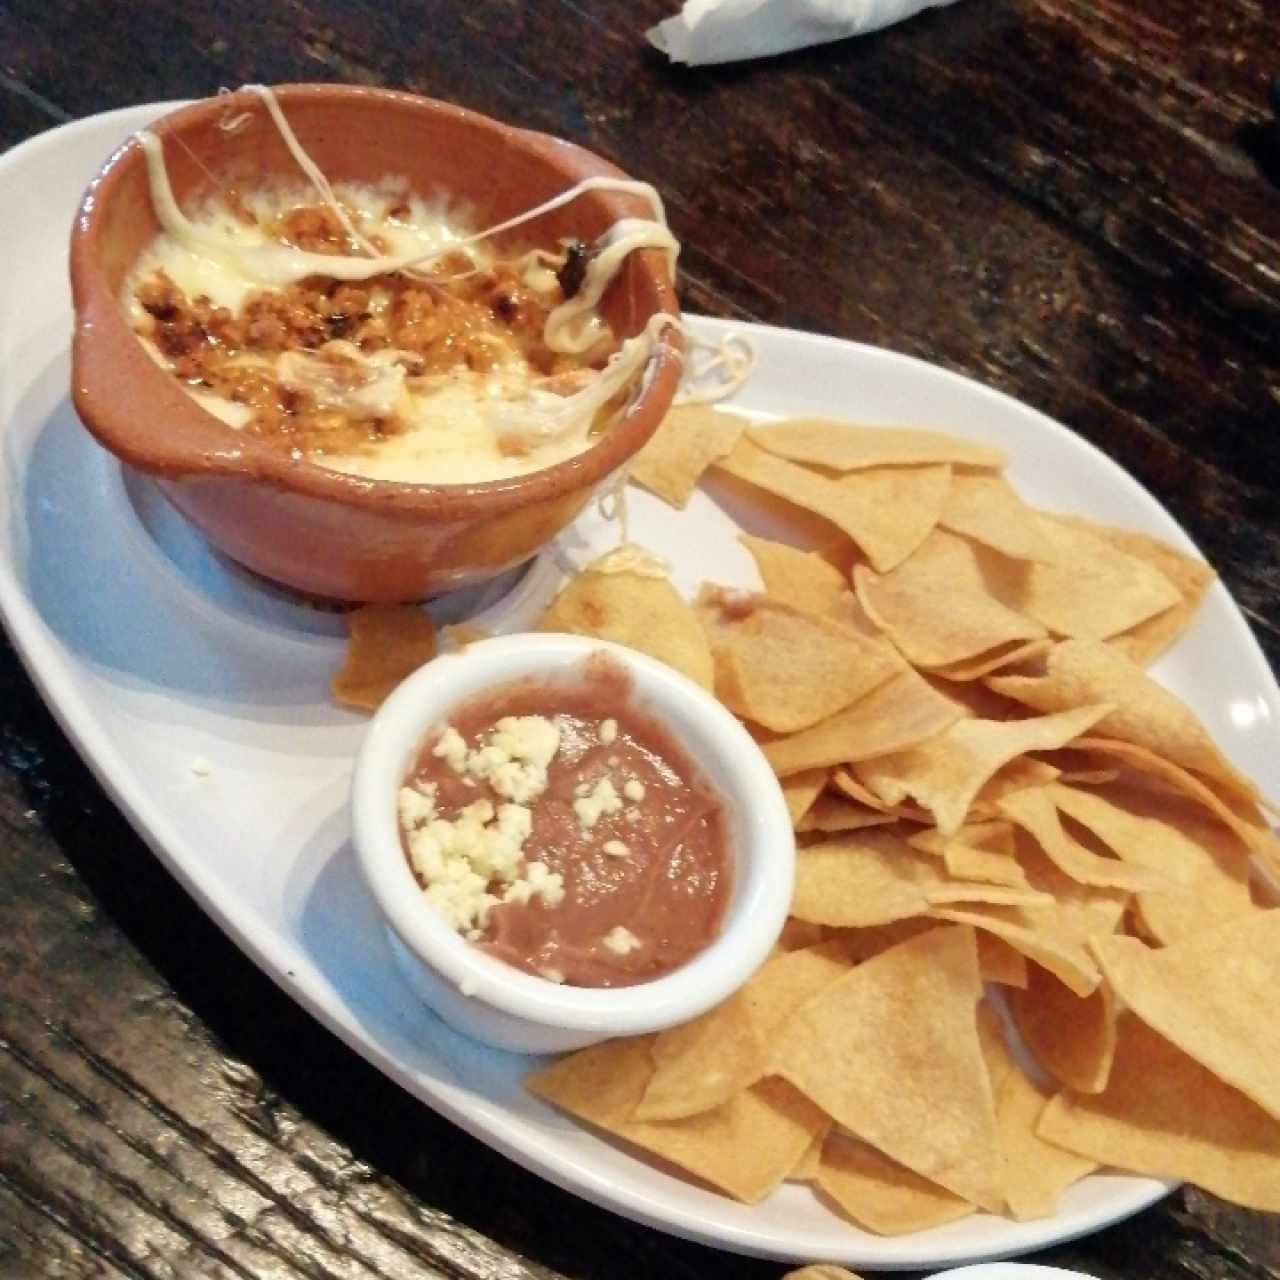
[629,405,746,508]
[714,438,951,572]
[771,925,1003,1211]
[1091,914,1280,1124]
[527,1037,826,1204]
[747,419,1006,472]
[1038,1016,1280,1213]
[854,531,1046,669]
[853,704,1112,836]
[763,667,964,777]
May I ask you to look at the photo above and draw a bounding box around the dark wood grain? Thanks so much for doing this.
[3,1,1280,1276]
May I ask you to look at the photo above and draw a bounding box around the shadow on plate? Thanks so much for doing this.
[290,826,544,1108]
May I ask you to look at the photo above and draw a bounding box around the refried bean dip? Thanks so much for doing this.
[397,654,730,987]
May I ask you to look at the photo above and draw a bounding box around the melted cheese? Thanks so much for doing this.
[127,87,685,485]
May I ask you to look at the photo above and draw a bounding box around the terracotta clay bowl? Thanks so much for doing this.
[70,84,682,602]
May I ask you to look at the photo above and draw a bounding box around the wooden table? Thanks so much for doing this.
[2,2,1278,1276]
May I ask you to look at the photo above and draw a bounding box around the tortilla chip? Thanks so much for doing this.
[853,704,1112,836]
[771,925,1003,1210]
[787,1125,831,1182]
[633,995,764,1123]
[1038,1016,1280,1213]
[629,404,746,508]
[940,475,1058,564]
[988,639,1259,800]
[526,1037,825,1204]
[699,591,899,733]
[1017,842,1130,945]
[747,419,1006,472]
[742,938,861,1042]
[1004,514,1182,640]
[929,904,1101,997]
[791,838,930,928]
[1009,963,1117,1094]
[817,918,1022,989]
[795,793,899,832]
[713,438,951,572]
[973,758,1063,810]
[813,1135,975,1235]
[740,534,853,617]
[1047,782,1257,945]
[908,823,1030,888]
[978,934,1030,987]
[762,667,964,777]
[775,917,827,952]
[782,768,829,827]
[331,604,438,711]
[928,638,1055,683]
[1091,914,1280,1123]
[539,569,714,690]
[794,829,1050,928]
[996,785,1160,893]
[1044,517,1215,666]
[832,768,932,823]
[1071,737,1277,864]
[977,1006,1097,1220]
[854,531,1046,669]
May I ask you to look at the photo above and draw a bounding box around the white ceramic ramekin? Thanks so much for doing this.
[351,632,794,1054]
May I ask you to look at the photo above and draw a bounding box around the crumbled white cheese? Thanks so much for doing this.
[432,725,468,773]
[623,778,646,803]
[524,860,566,907]
[602,839,630,858]
[398,782,438,830]
[189,757,212,778]
[602,925,641,956]
[574,776,623,830]
[539,967,566,984]
[598,718,618,746]
[501,859,565,909]
[435,715,561,804]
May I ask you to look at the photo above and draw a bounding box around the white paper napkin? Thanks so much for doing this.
[647,0,962,66]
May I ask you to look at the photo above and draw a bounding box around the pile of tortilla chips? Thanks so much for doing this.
[524,409,1280,1233]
